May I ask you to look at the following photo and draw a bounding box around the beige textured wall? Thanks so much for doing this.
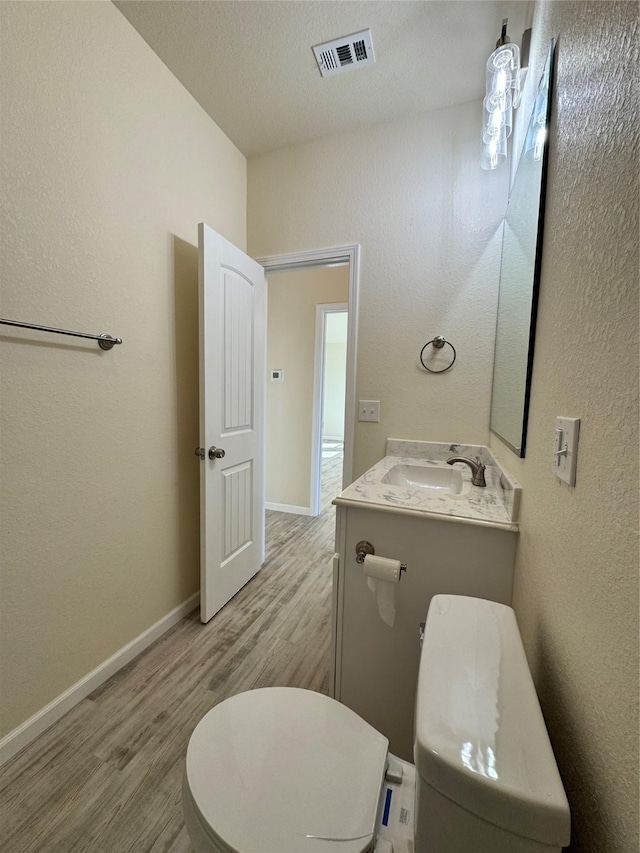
[0,1,245,737]
[490,3,639,850]
[249,103,510,479]
[266,267,348,508]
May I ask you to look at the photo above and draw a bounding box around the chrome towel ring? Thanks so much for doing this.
[419,336,456,373]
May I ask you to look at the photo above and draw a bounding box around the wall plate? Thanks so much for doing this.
[359,400,380,422]
[553,416,580,486]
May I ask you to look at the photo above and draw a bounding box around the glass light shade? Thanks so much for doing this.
[487,42,520,75]
[484,90,513,113]
[486,66,514,95]
[483,91,513,142]
[481,129,507,170]
[486,43,520,95]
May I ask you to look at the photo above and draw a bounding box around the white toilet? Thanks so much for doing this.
[183,595,571,853]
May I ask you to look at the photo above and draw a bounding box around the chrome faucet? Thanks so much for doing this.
[447,455,487,487]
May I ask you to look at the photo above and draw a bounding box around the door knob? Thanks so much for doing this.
[209,446,225,460]
[195,447,205,459]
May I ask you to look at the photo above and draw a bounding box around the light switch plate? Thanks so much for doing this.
[359,400,380,422]
[553,416,580,486]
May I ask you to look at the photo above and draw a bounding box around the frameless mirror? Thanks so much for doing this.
[490,40,556,456]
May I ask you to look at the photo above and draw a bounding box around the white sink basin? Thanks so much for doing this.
[382,463,464,494]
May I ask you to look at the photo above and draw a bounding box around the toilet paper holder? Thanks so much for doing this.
[355,540,407,573]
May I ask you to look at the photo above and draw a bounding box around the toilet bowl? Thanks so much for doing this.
[183,595,571,853]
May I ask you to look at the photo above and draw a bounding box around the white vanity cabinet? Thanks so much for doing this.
[331,503,517,761]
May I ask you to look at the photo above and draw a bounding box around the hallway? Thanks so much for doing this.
[0,452,343,852]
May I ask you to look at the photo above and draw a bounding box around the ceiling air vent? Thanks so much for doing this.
[312,29,375,78]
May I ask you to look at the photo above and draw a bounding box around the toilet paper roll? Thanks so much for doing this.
[362,554,402,583]
[363,555,401,627]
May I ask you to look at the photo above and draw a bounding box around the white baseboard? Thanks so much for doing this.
[265,501,314,516]
[322,436,344,443]
[0,591,200,767]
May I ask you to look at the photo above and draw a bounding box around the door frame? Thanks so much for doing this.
[255,244,360,495]
[311,303,348,515]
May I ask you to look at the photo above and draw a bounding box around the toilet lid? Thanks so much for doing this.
[186,688,389,853]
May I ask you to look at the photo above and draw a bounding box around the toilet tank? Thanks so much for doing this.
[413,595,570,853]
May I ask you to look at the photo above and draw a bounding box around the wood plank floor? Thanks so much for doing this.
[0,452,343,852]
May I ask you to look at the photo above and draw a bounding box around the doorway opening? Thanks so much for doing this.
[312,304,348,515]
[257,244,359,519]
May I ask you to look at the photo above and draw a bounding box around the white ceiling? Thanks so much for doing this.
[115,0,528,158]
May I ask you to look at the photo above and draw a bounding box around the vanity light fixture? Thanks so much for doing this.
[481,19,525,170]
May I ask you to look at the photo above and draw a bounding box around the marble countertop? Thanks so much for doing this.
[333,439,521,530]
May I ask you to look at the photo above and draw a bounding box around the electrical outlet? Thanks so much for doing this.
[359,400,380,422]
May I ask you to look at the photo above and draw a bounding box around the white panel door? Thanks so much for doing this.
[198,223,266,623]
